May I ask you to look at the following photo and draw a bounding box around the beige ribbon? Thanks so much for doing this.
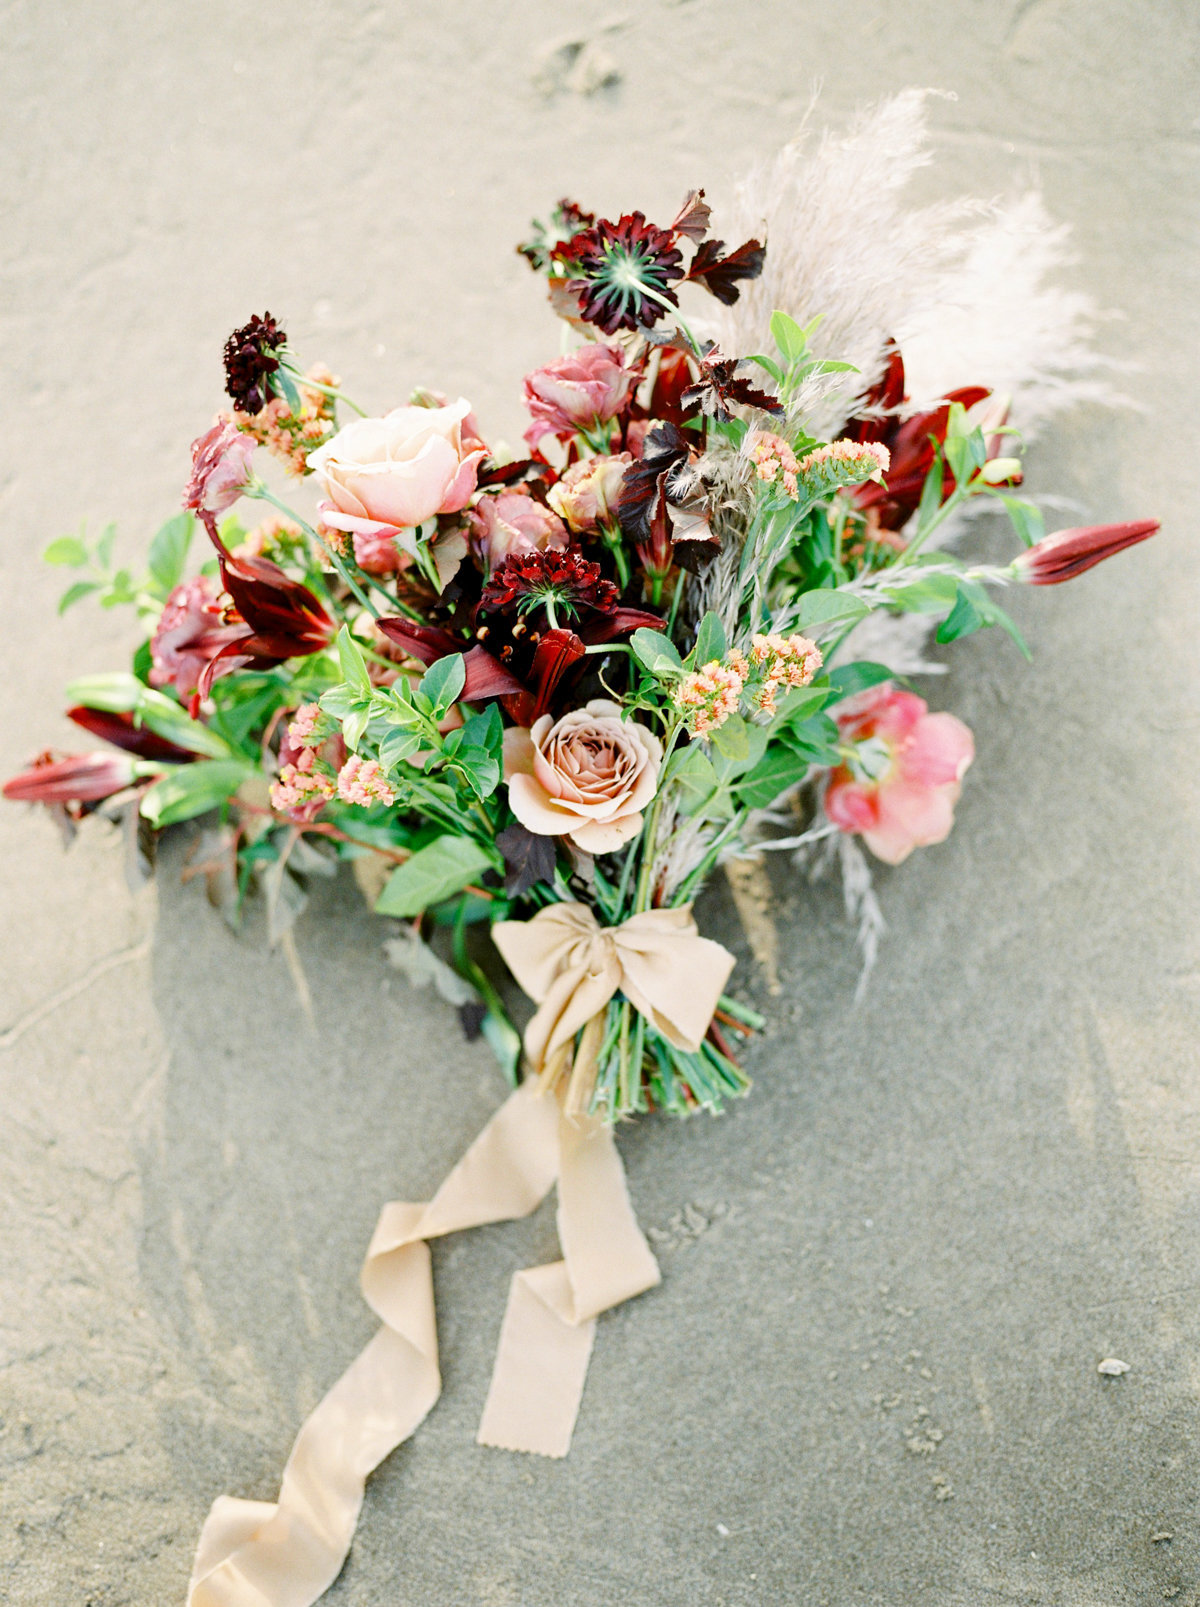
[492,901,736,1111]
[187,1079,660,1607]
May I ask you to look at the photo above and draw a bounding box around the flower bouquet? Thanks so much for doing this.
[5,93,1158,1607]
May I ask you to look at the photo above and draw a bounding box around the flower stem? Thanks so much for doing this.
[248,484,381,620]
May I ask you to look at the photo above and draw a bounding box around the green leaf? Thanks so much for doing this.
[782,711,840,766]
[914,455,944,532]
[95,522,118,570]
[769,309,808,363]
[993,493,1045,548]
[419,653,466,718]
[936,590,984,644]
[336,625,371,695]
[707,714,769,780]
[64,672,234,758]
[379,727,425,769]
[43,535,89,567]
[146,512,193,596]
[374,835,494,918]
[139,760,253,827]
[274,366,303,413]
[824,661,894,703]
[667,743,721,817]
[690,610,726,667]
[58,580,100,614]
[450,750,501,801]
[629,627,683,679]
[796,589,870,630]
[734,746,813,810]
[882,572,960,613]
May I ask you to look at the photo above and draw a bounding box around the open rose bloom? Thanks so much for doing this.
[309,398,488,539]
[503,699,662,855]
[825,685,975,865]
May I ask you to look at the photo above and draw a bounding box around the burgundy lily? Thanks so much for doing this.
[66,706,197,763]
[1013,520,1159,584]
[195,513,335,709]
[377,605,663,727]
[842,345,991,530]
[4,750,138,809]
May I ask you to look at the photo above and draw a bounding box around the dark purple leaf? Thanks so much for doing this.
[497,821,559,898]
[685,237,766,305]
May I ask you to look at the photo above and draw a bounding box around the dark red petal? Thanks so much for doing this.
[580,608,666,645]
[67,706,195,763]
[503,628,586,725]
[461,647,525,700]
[374,619,464,662]
[4,752,137,804]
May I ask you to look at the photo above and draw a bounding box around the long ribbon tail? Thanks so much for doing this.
[476,1106,661,1457]
[187,1081,560,1607]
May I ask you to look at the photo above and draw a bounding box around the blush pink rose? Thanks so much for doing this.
[523,345,635,448]
[183,420,256,515]
[824,684,974,865]
[502,698,662,855]
[308,398,488,538]
[467,491,568,574]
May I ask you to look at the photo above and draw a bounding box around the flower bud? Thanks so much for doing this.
[547,453,631,533]
[1013,519,1159,584]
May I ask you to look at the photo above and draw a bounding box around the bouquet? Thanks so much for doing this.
[4,92,1158,1606]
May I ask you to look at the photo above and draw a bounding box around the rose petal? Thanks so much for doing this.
[568,811,644,855]
[507,772,577,836]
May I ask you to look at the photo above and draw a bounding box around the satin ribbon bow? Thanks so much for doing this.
[492,901,736,1111]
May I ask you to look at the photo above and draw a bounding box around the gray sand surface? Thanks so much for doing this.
[2,3,1199,1602]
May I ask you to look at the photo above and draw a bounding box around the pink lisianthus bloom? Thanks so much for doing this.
[307,398,488,540]
[467,491,568,575]
[523,344,635,449]
[149,574,246,701]
[183,420,257,515]
[824,684,974,865]
[547,453,631,533]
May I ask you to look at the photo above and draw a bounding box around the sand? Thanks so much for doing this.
[2,2,1199,1601]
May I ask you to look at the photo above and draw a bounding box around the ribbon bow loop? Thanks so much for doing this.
[492,902,736,1099]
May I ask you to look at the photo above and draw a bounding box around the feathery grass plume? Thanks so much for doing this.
[711,90,1120,439]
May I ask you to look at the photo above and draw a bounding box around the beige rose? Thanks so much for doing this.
[502,699,662,855]
[547,453,631,534]
[307,398,487,534]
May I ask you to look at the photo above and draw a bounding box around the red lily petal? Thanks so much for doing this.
[66,706,195,763]
[4,752,137,804]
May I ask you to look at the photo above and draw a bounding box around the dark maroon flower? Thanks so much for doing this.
[480,548,620,619]
[193,514,335,709]
[66,707,196,763]
[375,619,525,702]
[223,313,287,414]
[841,343,990,530]
[1013,520,1159,584]
[4,751,137,808]
[556,213,685,335]
[150,574,247,702]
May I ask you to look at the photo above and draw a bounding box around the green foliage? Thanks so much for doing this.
[629,627,683,679]
[139,760,253,827]
[45,515,198,614]
[824,661,894,702]
[689,610,727,668]
[146,513,194,596]
[375,835,495,918]
[65,672,233,758]
[419,653,466,719]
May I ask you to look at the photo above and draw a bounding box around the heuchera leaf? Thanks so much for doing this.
[686,237,766,304]
[496,821,558,897]
[670,188,712,242]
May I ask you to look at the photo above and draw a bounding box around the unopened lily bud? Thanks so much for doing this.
[1013,519,1159,584]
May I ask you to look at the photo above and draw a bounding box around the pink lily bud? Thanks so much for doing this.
[1013,519,1159,584]
[4,751,137,805]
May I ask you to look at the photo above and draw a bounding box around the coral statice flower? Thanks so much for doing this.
[183,421,256,515]
[1013,520,1159,584]
[556,214,685,335]
[825,684,974,866]
[336,756,396,807]
[677,658,745,735]
[480,547,619,619]
[522,345,635,448]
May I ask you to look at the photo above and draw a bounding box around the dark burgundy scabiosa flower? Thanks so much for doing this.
[223,313,287,415]
[556,213,685,335]
[480,548,620,619]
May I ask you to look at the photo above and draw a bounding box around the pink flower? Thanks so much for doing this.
[502,698,662,855]
[1013,519,1159,585]
[547,453,631,533]
[825,684,974,866]
[523,344,635,449]
[3,750,137,806]
[336,756,396,807]
[183,420,256,514]
[149,575,246,701]
[467,491,568,575]
[308,398,488,538]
